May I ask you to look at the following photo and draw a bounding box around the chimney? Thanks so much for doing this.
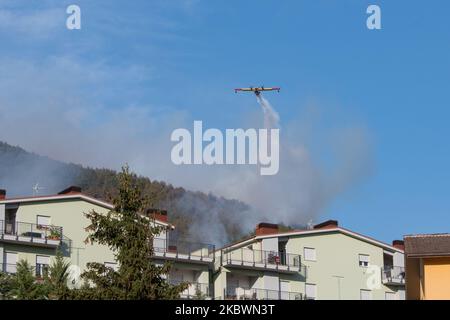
[392,240,405,251]
[255,223,279,236]
[147,209,168,223]
[0,189,5,200]
[314,220,338,230]
[58,186,82,195]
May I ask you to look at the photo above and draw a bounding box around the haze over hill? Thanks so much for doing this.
[0,141,252,245]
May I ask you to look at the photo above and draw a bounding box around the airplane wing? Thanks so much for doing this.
[235,87,280,93]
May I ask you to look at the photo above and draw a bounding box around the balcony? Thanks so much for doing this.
[168,279,211,299]
[153,238,215,264]
[382,266,405,286]
[222,247,305,274]
[225,286,303,300]
[0,220,63,247]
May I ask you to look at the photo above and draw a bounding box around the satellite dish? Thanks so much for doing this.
[67,265,82,289]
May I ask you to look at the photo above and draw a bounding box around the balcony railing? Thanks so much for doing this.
[0,220,63,247]
[168,279,210,299]
[382,266,405,285]
[153,238,215,263]
[225,286,303,300]
[223,247,304,273]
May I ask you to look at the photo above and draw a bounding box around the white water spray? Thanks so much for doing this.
[256,95,280,129]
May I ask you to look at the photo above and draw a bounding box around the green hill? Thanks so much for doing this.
[0,141,250,246]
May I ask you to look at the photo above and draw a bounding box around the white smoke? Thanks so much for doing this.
[207,94,373,234]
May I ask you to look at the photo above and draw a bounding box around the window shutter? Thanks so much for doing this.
[360,289,372,300]
[305,284,316,299]
[36,255,50,265]
[37,215,51,226]
[304,248,316,261]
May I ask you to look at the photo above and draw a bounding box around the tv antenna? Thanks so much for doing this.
[32,183,46,196]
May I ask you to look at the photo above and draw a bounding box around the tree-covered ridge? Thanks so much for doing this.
[0,141,250,244]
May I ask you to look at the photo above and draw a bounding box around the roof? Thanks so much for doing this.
[0,193,170,227]
[404,233,450,258]
[219,225,404,253]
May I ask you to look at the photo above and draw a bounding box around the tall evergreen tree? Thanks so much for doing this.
[43,251,72,299]
[76,165,187,299]
[9,260,46,299]
[0,271,13,300]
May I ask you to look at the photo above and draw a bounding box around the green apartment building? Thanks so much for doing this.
[0,186,214,298]
[214,221,405,300]
[0,187,405,300]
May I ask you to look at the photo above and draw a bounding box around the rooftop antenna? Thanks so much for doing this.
[307,219,314,230]
[32,183,45,196]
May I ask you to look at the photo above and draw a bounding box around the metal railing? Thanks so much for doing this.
[225,286,303,300]
[382,266,405,284]
[153,238,215,262]
[169,279,210,299]
[0,220,63,244]
[223,247,302,270]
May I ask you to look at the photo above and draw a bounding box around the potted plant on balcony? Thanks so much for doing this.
[47,227,62,241]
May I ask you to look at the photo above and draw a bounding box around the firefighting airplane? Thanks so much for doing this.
[234,86,280,96]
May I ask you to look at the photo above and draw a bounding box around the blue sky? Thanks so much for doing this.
[1,0,449,243]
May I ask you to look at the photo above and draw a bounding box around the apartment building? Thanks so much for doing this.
[213,220,405,300]
[0,187,215,299]
[404,233,450,300]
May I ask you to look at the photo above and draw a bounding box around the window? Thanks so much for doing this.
[359,254,370,267]
[280,281,290,299]
[37,215,51,228]
[360,289,372,300]
[5,252,18,273]
[385,292,396,300]
[304,247,316,261]
[305,283,317,300]
[104,262,119,271]
[36,255,50,277]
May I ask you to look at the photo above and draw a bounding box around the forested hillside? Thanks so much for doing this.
[0,141,250,245]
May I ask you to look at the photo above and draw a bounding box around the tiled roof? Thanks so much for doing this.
[404,233,450,257]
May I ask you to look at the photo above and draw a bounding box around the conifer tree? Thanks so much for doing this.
[76,165,187,299]
[43,251,71,299]
[9,260,46,299]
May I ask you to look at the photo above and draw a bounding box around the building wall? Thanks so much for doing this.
[2,197,213,296]
[6,199,115,273]
[285,231,400,300]
[423,257,450,300]
[215,231,404,300]
[405,257,421,300]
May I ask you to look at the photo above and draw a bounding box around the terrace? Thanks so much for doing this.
[225,286,303,300]
[153,238,215,264]
[168,279,211,299]
[382,266,405,286]
[222,247,305,274]
[0,220,63,247]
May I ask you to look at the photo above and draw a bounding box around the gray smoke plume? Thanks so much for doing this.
[206,95,373,238]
